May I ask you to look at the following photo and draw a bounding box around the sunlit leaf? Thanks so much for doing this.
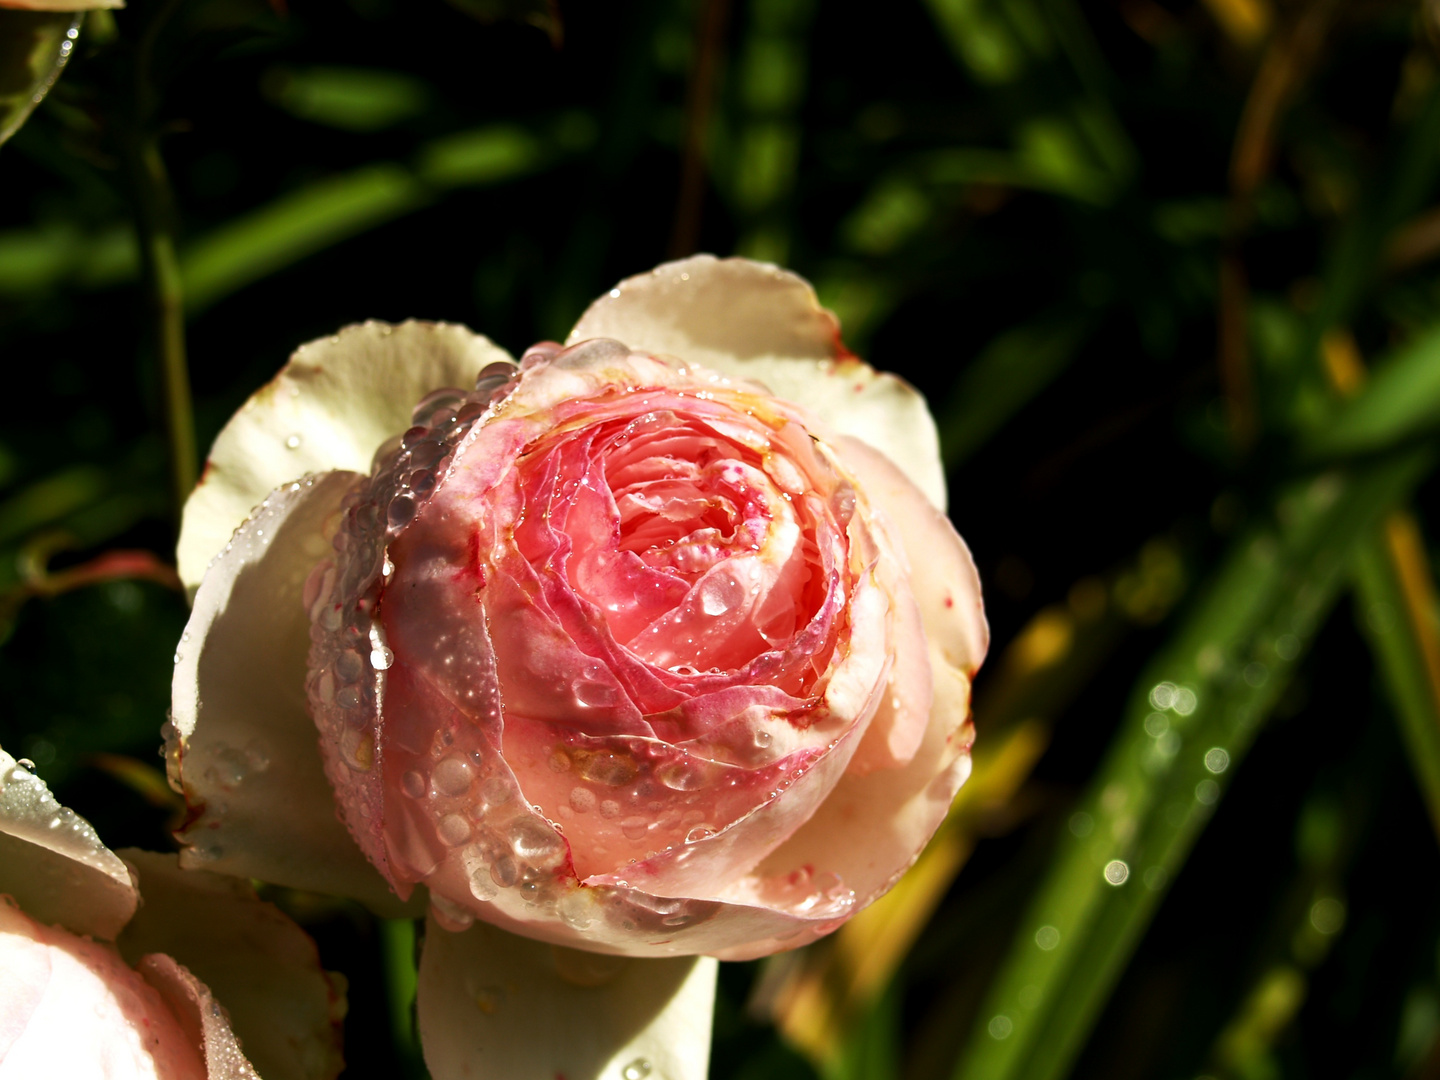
[952,449,1431,1080]
[1353,515,1440,841]
[262,65,432,133]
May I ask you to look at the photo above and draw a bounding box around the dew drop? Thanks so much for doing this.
[432,756,474,796]
[685,824,716,843]
[490,854,519,888]
[285,433,302,450]
[621,1059,652,1080]
[438,814,471,846]
[387,494,417,530]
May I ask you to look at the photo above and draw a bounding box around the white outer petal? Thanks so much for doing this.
[117,851,345,1080]
[417,916,716,1080]
[178,320,514,592]
[136,954,261,1080]
[566,254,948,510]
[0,746,137,941]
[171,472,407,913]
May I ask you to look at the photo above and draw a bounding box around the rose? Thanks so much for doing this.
[0,746,342,1080]
[168,255,985,1076]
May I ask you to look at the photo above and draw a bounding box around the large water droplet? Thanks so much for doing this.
[577,751,637,786]
[490,854,519,888]
[432,756,474,796]
[511,820,564,866]
[698,573,742,616]
[574,677,618,707]
[685,824,716,843]
[657,758,709,791]
[438,814,471,846]
[387,494,417,531]
[621,1059,652,1080]
[620,816,649,840]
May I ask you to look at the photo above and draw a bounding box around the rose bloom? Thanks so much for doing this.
[168,256,984,1068]
[0,747,342,1080]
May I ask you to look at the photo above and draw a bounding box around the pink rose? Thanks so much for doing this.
[169,256,985,1075]
[0,748,343,1080]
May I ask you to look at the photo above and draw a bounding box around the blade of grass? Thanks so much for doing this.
[952,447,1432,1080]
[939,310,1094,468]
[1353,518,1440,841]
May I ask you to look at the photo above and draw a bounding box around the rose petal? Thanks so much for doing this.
[0,746,137,940]
[416,915,716,1080]
[566,255,947,511]
[832,435,988,674]
[171,471,408,913]
[0,898,205,1080]
[178,320,514,591]
[708,438,989,950]
[117,851,345,1080]
[136,953,261,1080]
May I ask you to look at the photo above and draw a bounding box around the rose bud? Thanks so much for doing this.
[167,256,985,1070]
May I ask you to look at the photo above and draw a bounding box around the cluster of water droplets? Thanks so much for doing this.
[755,863,856,924]
[305,362,519,776]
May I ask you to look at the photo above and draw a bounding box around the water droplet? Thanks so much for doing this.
[573,677,618,708]
[1195,779,1219,805]
[469,867,498,902]
[481,776,513,805]
[697,571,744,616]
[577,751,638,786]
[621,1059,652,1080]
[1204,747,1230,774]
[285,433,302,450]
[431,756,474,796]
[490,854,519,888]
[559,891,594,929]
[570,787,597,813]
[599,799,621,819]
[387,494,417,530]
[438,814,471,846]
[430,896,474,931]
[1034,925,1060,950]
[988,1015,1013,1040]
[511,820,564,865]
[1104,859,1130,885]
[754,730,772,749]
[621,816,649,840]
[685,824,716,843]
[335,650,364,683]
[657,758,708,791]
[401,770,426,799]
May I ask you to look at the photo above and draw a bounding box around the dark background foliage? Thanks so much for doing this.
[3,0,1440,1077]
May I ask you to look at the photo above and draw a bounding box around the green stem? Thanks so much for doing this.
[125,0,194,524]
[380,917,420,1057]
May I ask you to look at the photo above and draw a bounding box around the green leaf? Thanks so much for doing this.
[939,311,1093,467]
[181,164,428,314]
[1352,524,1440,840]
[0,11,80,148]
[951,449,1431,1080]
[262,66,433,133]
[1299,323,1440,461]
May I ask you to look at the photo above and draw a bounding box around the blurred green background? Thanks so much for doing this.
[4,0,1440,1078]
